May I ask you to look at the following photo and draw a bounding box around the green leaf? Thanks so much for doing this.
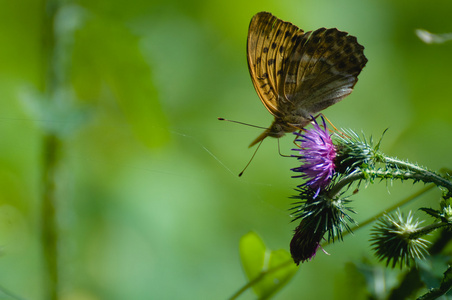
[417,266,452,300]
[239,232,298,299]
[420,207,442,219]
[343,261,400,300]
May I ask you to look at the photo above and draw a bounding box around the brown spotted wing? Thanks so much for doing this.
[247,12,368,147]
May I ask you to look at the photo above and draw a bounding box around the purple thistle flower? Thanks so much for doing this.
[291,117,336,196]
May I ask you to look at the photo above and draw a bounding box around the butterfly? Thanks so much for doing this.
[247,12,368,147]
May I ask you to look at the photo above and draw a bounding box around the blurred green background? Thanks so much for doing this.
[1,0,452,299]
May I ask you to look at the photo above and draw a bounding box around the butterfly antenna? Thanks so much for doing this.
[238,139,264,177]
[218,118,267,130]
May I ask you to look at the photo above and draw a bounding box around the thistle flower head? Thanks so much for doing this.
[290,218,324,265]
[292,117,336,196]
[333,129,378,173]
[290,188,356,264]
[370,210,430,268]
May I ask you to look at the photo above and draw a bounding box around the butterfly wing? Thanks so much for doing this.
[246,12,367,147]
[247,12,304,118]
[282,27,368,118]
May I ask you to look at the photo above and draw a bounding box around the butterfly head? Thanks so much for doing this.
[249,118,293,147]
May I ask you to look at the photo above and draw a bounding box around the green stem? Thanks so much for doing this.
[39,1,60,299]
[382,156,452,193]
[229,260,294,300]
[41,134,60,300]
[327,170,363,198]
[328,162,452,201]
[409,221,449,240]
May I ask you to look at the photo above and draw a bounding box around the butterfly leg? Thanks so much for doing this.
[292,130,302,148]
[278,139,292,157]
[313,113,350,138]
[284,123,305,149]
[311,113,337,131]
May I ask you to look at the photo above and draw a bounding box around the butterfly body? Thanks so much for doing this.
[249,115,311,147]
[247,12,368,147]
